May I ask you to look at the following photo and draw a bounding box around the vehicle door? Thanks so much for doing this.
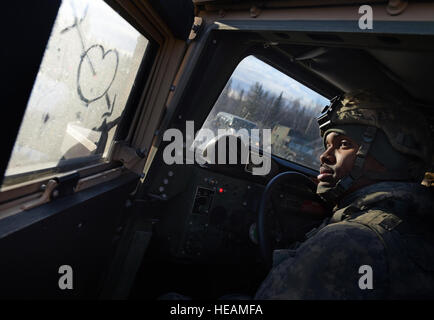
[0,0,195,299]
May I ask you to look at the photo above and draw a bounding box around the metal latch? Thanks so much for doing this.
[20,171,80,211]
[55,171,80,197]
[21,179,58,211]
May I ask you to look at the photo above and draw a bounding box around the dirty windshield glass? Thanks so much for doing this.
[195,55,329,170]
[4,0,148,181]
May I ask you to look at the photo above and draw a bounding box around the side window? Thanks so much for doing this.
[196,55,329,170]
[3,0,149,186]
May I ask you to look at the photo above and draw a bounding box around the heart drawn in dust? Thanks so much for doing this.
[77,44,119,104]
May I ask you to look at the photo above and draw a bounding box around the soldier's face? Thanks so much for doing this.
[318,132,359,187]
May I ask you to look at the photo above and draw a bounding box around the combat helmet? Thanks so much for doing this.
[316,89,432,202]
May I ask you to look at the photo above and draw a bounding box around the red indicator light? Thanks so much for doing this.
[218,188,224,194]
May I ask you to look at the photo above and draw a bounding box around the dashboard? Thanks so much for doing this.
[147,165,264,263]
[145,141,321,265]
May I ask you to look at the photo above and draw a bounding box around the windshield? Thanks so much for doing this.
[194,55,329,170]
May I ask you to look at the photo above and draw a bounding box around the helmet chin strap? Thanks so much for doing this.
[317,126,377,204]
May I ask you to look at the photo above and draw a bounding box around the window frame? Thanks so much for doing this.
[0,0,184,213]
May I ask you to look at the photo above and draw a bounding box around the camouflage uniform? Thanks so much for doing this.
[255,181,434,299]
[255,90,434,299]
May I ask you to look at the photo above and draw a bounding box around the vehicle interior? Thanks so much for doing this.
[1,0,434,299]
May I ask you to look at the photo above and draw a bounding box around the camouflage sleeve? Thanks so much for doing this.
[254,221,389,299]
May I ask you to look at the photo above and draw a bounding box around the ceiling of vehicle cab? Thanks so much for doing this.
[226,29,432,111]
[194,0,434,106]
[273,43,434,106]
[365,49,434,105]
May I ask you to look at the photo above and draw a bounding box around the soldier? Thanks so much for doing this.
[255,90,434,299]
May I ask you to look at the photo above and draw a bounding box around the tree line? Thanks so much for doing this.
[210,79,325,141]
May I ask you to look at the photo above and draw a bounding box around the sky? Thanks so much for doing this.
[229,55,329,109]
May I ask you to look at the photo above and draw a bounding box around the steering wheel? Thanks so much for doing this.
[257,171,320,269]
